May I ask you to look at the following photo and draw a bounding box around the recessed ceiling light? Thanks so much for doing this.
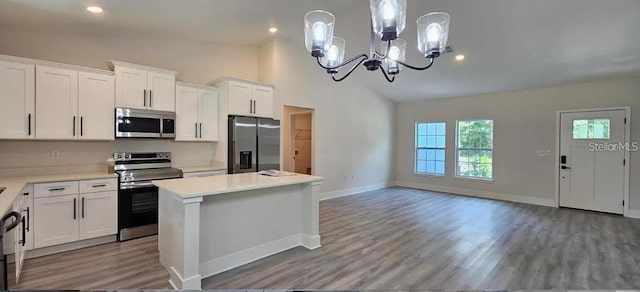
[86,6,103,14]
[455,54,465,61]
[269,27,278,33]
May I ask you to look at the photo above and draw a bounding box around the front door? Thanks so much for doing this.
[559,109,627,214]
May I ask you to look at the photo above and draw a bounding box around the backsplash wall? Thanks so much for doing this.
[0,140,218,177]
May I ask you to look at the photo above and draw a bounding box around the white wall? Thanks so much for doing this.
[260,39,396,197]
[396,77,640,210]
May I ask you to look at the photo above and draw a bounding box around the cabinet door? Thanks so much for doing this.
[175,85,199,141]
[252,85,274,118]
[0,61,35,139]
[227,81,253,116]
[199,89,219,141]
[34,195,79,248]
[19,184,33,252]
[147,72,175,111]
[79,191,117,240]
[35,66,79,140]
[78,72,115,140]
[115,66,147,109]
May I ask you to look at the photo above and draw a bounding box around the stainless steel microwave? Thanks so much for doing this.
[115,108,176,139]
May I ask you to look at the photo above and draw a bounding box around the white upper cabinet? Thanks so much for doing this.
[35,66,79,140]
[215,78,275,119]
[113,61,178,111]
[175,85,199,141]
[114,66,147,109]
[78,72,115,140]
[252,85,274,119]
[175,82,219,142]
[227,81,253,116]
[199,89,219,141]
[0,60,35,139]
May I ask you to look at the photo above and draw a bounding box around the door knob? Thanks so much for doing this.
[561,165,571,170]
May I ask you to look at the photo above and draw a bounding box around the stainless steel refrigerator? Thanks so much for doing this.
[228,116,280,174]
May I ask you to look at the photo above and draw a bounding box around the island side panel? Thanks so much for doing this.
[199,183,314,278]
[158,189,203,290]
[300,181,322,249]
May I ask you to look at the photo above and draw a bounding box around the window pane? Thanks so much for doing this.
[416,160,427,172]
[458,150,469,162]
[435,150,445,161]
[573,119,610,139]
[435,161,445,174]
[456,120,493,179]
[427,136,436,148]
[418,123,427,136]
[417,136,427,147]
[417,149,427,160]
[426,161,436,173]
[436,123,446,135]
[427,123,436,135]
[436,136,446,148]
[426,150,436,160]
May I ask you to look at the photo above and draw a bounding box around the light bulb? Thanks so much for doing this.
[426,23,442,42]
[326,45,339,65]
[312,22,327,46]
[381,0,396,20]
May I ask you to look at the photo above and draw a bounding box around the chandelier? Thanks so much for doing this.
[304,0,450,82]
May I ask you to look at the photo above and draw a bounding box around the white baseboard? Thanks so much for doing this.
[320,182,394,201]
[25,234,116,259]
[300,234,321,249]
[199,233,314,279]
[628,209,640,219]
[396,181,556,207]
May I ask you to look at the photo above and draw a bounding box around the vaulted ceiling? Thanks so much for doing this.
[1,0,639,102]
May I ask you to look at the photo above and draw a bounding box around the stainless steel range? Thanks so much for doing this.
[113,152,182,241]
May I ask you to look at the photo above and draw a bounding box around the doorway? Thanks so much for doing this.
[282,105,314,175]
[556,107,630,215]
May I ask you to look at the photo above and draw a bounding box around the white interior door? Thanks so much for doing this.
[559,109,627,214]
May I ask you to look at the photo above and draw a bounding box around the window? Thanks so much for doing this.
[573,119,610,139]
[415,122,446,175]
[456,120,493,179]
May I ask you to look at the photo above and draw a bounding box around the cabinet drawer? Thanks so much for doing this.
[79,178,118,193]
[34,181,79,198]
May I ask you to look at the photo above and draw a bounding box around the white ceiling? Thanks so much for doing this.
[1,0,639,102]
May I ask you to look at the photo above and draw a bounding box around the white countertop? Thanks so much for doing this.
[0,172,118,215]
[153,172,323,199]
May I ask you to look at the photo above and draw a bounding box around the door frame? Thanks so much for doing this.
[554,106,631,216]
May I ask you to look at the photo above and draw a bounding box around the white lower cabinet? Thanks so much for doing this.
[79,191,117,240]
[33,178,118,249]
[34,194,79,248]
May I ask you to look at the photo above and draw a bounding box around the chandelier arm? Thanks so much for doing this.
[379,66,396,83]
[330,57,368,82]
[395,57,435,71]
[373,40,392,59]
[316,54,369,71]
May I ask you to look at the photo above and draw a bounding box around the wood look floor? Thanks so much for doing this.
[11,187,640,290]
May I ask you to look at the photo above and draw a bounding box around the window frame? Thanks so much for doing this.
[455,119,494,181]
[414,121,447,176]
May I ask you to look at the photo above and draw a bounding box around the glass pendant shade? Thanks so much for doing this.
[370,0,406,41]
[322,37,346,70]
[381,38,406,74]
[417,12,450,58]
[304,10,336,57]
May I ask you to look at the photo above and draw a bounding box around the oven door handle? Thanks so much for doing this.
[120,181,156,190]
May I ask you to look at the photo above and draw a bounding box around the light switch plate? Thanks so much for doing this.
[537,150,552,157]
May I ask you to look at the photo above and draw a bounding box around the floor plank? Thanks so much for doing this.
[11,187,640,290]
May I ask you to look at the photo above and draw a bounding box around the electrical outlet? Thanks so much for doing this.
[51,150,60,159]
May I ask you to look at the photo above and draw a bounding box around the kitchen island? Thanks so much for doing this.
[153,172,323,290]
